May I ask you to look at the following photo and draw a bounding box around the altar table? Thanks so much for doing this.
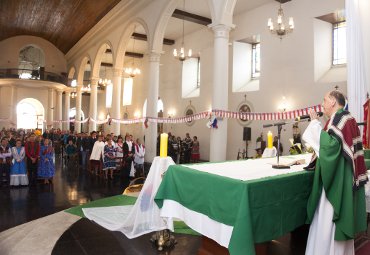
[155,154,314,255]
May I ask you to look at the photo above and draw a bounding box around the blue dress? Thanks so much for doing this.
[10,147,29,186]
[103,145,116,170]
[37,145,55,178]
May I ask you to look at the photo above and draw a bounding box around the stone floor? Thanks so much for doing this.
[0,155,368,255]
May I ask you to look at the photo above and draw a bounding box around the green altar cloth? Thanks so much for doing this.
[155,162,314,255]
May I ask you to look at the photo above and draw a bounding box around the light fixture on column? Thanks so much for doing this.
[81,84,91,93]
[173,0,192,61]
[70,91,76,99]
[267,0,294,39]
[125,28,141,78]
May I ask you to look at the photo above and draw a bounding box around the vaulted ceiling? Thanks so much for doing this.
[0,0,121,54]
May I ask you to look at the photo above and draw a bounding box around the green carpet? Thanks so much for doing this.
[65,194,199,236]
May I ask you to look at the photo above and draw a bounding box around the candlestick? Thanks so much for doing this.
[267,131,273,149]
[160,133,168,158]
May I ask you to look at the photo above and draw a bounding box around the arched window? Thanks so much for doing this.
[18,45,45,79]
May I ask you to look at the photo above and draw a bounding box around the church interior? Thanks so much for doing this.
[1,0,370,254]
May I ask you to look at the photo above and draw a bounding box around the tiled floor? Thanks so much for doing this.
[0,156,129,233]
[1,155,368,255]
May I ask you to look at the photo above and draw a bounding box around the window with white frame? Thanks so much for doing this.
[182,57,200,98]
[332,21,346,66]
[251,43,260,79]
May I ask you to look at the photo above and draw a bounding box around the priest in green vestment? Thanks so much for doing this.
[302,90,368,255]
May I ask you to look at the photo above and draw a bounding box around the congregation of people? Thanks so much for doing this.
[0,127,200,188]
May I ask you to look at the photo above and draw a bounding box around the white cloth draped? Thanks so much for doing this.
[83,157,175,239]
[346,0,369,123]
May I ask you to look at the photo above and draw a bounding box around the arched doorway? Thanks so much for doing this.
[69,107,85,132]
[17,98,45,131]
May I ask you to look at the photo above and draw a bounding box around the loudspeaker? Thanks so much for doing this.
[243,127,251,141]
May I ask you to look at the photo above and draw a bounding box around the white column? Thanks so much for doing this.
[112,68,122,135]
[75,86,82,133]
[144,52,161,162]
[209,24,231,162]
[57,90,63,130]
[47,88,54,129]
[10,86,17,128]
[64,91,71,131]
[89,77,99,132]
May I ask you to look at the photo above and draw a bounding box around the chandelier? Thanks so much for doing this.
[99,65,112,87]
[98,78,111,87]
[70,91,76,99]
[81,84,91,93]
[267,1,294,39]
[173,0,192,61]
[125,30,141,78]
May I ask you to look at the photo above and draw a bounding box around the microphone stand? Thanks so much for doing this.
[263,119,309,169]
[272,123,289,169]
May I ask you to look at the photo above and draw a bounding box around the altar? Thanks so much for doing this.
[155,154,314,255]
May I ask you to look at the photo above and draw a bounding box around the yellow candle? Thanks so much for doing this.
[267,131,273,149]
[160,133,168,158]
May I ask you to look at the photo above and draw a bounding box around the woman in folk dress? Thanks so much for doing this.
[10,139,29,186]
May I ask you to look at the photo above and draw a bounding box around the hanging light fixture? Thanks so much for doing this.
[173,0,192,61]
[81,84,91,93]
[99,55,112,87]
[267,0,294,39]
[125,28,141,78]
[70,91,77,99]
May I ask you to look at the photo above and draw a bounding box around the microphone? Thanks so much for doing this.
[295,112,323,121]
[263,122,287,128]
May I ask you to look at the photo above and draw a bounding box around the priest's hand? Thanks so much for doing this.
[309,108,318,121]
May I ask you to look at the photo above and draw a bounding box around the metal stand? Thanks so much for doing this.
[150,229,177,251]
[272,123,290,169]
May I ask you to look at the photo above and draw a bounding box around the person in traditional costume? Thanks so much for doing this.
[191,136,200,163]
[0,137,12,187]
[134,138,145,177]
[103,138,116,180]
[89,135,105,176]
[115,136,124,169]
[25,133,40,186]
[10,139,28,186]
[122,135,135,179]
[37,138,55,184]
[302,90,367,255]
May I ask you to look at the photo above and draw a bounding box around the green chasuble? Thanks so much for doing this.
[306,131,367,240]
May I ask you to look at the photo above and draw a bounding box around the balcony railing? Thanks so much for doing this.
[0,68,67,85]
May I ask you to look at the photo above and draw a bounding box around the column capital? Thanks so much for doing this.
[148,52,161,63]
[112,68,123,77]
[90,76,100,85]
[65,90,71,95]
[209,24,232,39]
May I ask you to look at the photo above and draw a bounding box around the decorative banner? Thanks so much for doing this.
[1,105,323,125]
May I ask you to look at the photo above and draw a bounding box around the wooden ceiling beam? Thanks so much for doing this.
[132,32,175,45]
[274,0,291,3]
[172,9,211,26]
[105,49,144,58]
